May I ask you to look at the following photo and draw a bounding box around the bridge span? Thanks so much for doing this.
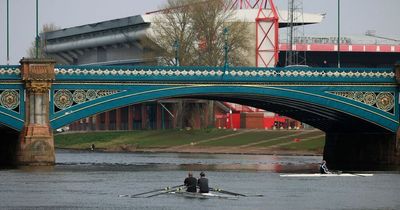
[0,58,399,168]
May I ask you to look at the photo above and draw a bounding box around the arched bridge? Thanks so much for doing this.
[0,59,399,168]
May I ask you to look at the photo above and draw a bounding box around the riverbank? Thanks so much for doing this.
[55,129,325,156]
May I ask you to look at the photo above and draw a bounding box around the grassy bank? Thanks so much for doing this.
[55,129,325,154]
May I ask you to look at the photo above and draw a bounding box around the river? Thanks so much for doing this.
[0,149,399,210]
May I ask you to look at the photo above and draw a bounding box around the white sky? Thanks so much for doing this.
[0,0,399,64]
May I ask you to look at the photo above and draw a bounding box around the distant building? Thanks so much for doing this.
[279,35,400,68]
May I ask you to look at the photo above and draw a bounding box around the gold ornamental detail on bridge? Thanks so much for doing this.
[328,91,395,114]
[53,89,123,112]
[0,89,20,112]
[25,81,52,93]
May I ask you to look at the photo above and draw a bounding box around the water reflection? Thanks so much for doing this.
[2,149,398,172]
[49,149,323,173]
[179,162,319,172]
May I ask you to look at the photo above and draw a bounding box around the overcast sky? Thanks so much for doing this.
[0,0,399,64]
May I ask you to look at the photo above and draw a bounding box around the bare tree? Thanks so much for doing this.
[27,23,60,58]
[147,0,198,66]
[147,0,250,66]
[147,0,251,129]
[190,0,250,66]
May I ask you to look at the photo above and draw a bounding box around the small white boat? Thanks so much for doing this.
[280,173,373,177]
[168,191,239,199]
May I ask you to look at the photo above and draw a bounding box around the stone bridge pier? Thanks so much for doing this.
[16,58,56,165]
[324,132,399,170]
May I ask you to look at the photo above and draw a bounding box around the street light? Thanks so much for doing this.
[337,0,341,68]
[36,0,39,58]
[173,39,179,66]
[224,27,229,71]
[7,0,9,64]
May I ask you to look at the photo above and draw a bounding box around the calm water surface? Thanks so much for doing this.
[0,149,399,210]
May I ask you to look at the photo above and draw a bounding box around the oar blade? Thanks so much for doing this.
[123,184,185,198]
[246,194,264,197]
[118,194,129,197]
[146,186,185,198]
[211,188,247,197]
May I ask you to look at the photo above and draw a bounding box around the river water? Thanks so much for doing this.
[0,149,399,210]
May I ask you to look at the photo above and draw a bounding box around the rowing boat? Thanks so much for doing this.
[119,185,257,199]
[280,173,373,177]
[168,191,239,199]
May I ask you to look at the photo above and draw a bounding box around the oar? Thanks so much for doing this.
[210,188,247,197]
[211,188,263,197]
[146,186,185,198]
[119,184,184,198]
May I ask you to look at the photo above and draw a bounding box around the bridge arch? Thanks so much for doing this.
[49,84,397,133]
[0,112,24,131]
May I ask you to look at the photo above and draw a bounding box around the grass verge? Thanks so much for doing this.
[55,129,325,152]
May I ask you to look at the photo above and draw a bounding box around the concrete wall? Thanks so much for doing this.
[74,45,144,65]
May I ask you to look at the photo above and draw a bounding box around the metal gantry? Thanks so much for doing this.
[227,0,279,67]
[285,0,306,66]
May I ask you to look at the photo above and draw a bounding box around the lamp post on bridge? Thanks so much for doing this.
[224,27,229,71]
[337,0,341,68]
[35,0,39,59]
[174,40,179,66]
[7,0,10,64]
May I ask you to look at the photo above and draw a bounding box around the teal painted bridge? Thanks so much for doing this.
[0,62,399,168]
[0,65,397,132]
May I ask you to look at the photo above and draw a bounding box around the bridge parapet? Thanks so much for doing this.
[54,65,395,83]
[0,65,22,80]
[1,64,395,83]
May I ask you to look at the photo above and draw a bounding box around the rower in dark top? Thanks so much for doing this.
[197,172,209,193]
[319,160,331,174]
[184,172,197,192]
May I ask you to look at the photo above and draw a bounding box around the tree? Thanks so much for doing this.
[147,0,251,129]
[27,23,60,58]
[190,0,250,66]
[147,0,250,66]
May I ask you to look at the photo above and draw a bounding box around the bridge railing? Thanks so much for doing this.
[53,65,395,83]
[0,65,22,80]
[0,65,395,83]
